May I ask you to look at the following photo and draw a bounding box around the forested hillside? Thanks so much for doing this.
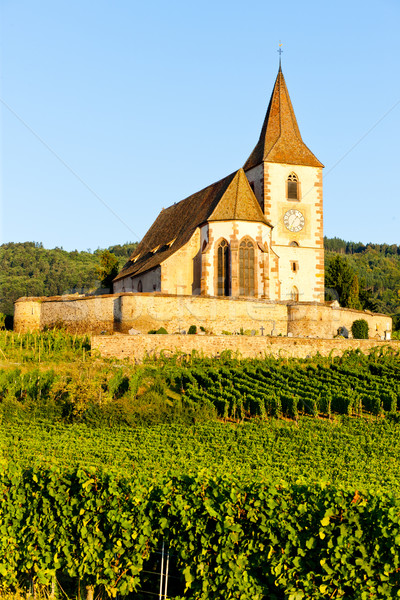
[324,237,400,329]
[0,241,137,317]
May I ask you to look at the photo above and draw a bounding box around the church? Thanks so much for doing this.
[113,65,325,304]
[14,64,392,340]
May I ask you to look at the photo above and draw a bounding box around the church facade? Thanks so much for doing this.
[113,66,324,304]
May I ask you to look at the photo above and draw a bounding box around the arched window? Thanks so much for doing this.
[289,241,299,247]
[137,280,143,293]
[287,173,299,200]
[239,239,255,296]
[217,239,230,296]
[291,286,299,302]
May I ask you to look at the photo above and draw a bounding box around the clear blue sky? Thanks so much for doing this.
[1,0,399,251]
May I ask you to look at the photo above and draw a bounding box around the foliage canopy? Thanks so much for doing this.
[0,241,137,316]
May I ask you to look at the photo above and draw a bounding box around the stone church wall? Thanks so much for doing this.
[245,164,264,207]
[14,294,392,339]
[161,230,201,295]
[204,220,272,299]
[113,267,161,294]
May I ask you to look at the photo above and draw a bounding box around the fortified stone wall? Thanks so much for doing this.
[14,294,116,334]
[12,299,42,333]
[114,294,288,335]
[288,304,391,340]
[14,293,392,339]
[92,334,400,363]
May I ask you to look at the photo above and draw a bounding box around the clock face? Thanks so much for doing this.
[284,209,305,233]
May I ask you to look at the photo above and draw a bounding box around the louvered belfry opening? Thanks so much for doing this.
[239,239,255,297]
[287,173,299,200]
[217,239,230,297]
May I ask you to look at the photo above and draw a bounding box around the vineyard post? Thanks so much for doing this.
[159,541,165,600]
[86,584,94,600]
[159,541,170,599]
[164,546,170,599]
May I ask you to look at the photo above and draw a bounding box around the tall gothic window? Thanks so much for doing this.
[217,239,230,296]
[287,173,299,200]
[239,239,255,296]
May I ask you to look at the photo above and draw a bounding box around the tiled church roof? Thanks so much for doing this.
[208,168,268,223]
[114,169,270,282]
[243,67,323,170]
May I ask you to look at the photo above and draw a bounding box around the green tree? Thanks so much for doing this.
[325,254,362,309]
[97,250,120,291]
[347,272,362,310]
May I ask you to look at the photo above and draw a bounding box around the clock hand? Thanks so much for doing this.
[292,216,300,228]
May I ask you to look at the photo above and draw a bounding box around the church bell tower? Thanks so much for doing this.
[243,66,324,303]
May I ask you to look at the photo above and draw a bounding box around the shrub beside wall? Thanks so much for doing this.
[352,319,369,339]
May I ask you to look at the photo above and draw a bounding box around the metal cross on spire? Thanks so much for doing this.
[277,42,283,67]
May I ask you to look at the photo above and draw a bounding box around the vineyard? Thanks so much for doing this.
[177,347,400,420]
[1,331,400,599]
[1,331,400,425]
[2,418,400,493]
[2,466,400,600]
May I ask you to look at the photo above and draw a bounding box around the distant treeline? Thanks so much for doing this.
[0,241,137,317]
[324,236,400,256]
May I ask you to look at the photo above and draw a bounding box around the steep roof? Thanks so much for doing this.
[114,168,270,282]
[244,67,323,170]
[209,168,267,222]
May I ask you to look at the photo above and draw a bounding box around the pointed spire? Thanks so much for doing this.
[244,68,323,170]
